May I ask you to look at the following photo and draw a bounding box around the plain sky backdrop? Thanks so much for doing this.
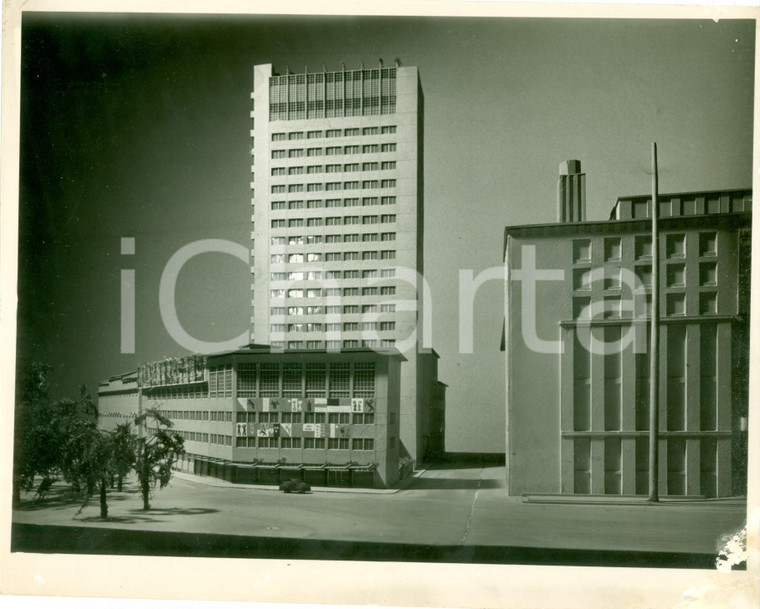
[16,14,754,452]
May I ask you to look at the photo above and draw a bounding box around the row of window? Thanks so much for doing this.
[272,162,396,176]
[238,361,375,398]
[271,251,397,265]
[273,339,397,350]
[234,437,375,450]
[572,233,718,265]
[272,126,396,141]
[271,197,396,210]
[234,411,375,424]
[271,269,396,282]
[270,322,396,332]
[271,233,395,247]
[270,214,397,226]
[269,286,397,298]
[272,144,396,159]
[272,304,397,315]
[176,431,232,446]
[271,180,396,193]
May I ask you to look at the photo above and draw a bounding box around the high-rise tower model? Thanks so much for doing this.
[250,63,443,463]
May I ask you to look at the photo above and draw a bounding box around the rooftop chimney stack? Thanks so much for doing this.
[557,159,586,223]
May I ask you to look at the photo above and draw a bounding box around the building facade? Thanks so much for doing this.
[503,181,750,498]
[249,63,438,462]
[98,347,405,487]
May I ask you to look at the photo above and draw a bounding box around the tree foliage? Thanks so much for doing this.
[134,408,185,510]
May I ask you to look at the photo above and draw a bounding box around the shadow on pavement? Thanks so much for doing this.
[11,522,732,570]
[402,478,505,491]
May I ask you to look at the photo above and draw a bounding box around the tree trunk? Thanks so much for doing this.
[117,475,123,492]
[86,478,95,497]
[99,479,108,519]
[12,480,21,506]
[141,477,150,510]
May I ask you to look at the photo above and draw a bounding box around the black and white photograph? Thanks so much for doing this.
[1,2,758,608]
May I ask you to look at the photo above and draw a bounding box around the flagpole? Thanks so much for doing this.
[648,143,660,502]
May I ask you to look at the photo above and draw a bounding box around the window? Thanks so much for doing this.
[287,341,303,350]
[288,236,304,245]
[362,162,379,171]
[380,321,395,331]
[288,289,304,298]
[271,185,286,194]
[363,144,379,153]
[271,254,285,263]
[288,166,304,175]
[361,322,378,331]
[271,201,286,210]
[326,323,341,332]
[363,215,379,225]
[363,197,379,206]
[325,199,341,208]
[288,131,304,140]
[272,150,286,159]
[329,363,350,397]
[381,250,396,260]
[362,287,378,296]
[307,147,322,157]
[307,165,322,174]
[288,149,304,158]
[288,219,304,227]
[344,181,360,190]
[380,286,396,296]
[288,184,304,193]
[344,145,360,155]
[326,164,341,173]
[381,143,396,152]
[325,217,342,226]
[326,305,341,314]
[289,200,304,209]
[304,437,326,449]
[352,438,374,450]
[272,133,287,141]
[362,233,379,242]
[344,128,360,137]
[281,438,302,449]
[381,196,396,205]
[325,234,342,243]
[343,198,360,207]
[344,305,360,314]
[306,288,322,298]
[344,163,360,172]
[343,270,359,279]
[363,180,379,189]
[307,218,323,227]
[326,129,341,138]
[208,365,233,398]
[381,180,396,189]
[270,289,285,299]
[362,303,378,312]
[362,251,379,261]
[380,268,396,278]
[325,146,341,155]
[381,214,396,223]
[325,288,341,297]
[306,253,322,262]
[326,182,341,191]
[381,232,395,241]
[307,199,323,209]
[381,125,396,134]
[288,306,304,315]
[270,307,286,315]
[271,272,287,281]
[344,233,359,242]
[271,167,286,176]
[271,236,287,245]
[381,161,396,170]
[307,130,323,139]
[288,253,304,263]
[343,340,359,348]
[343,287,359,296]
[344,216,360,225]
[325,252,342,261]
[354,362,375,397]
[381,304,396,313]
[282,363,302,397]
[344,251,359,261]
[363,127,379,135]
[344,322,359,331]
[307,183,323,192]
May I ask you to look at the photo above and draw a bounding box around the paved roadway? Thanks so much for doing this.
[12,465,746,556]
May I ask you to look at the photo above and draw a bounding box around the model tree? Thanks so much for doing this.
[133,408,185,510]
